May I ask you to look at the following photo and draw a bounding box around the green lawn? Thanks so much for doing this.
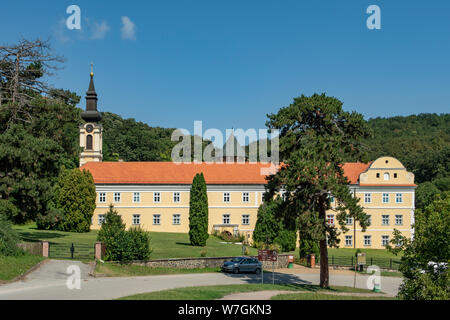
[13,223,258,259]
[272,293,397,300]
[96,262,221,277]
[13,223,399,263]
[0,253,45,281]
[118,284,377,300]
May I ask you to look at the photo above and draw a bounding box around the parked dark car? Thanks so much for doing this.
[221,257,262,274]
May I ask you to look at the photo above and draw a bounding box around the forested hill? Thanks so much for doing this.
[363,113,449,184]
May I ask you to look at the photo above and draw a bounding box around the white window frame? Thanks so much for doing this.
[364,235,372,246]
[223,214,230,224]
[99,192,106,203]
[153,192,161,203]
[242,192,249,203]
[395,215,403,225]
[382,215,390,225]
[242,214,250,225]
[346,216,353,225]
[364,193,371,203]
[396,193,403,203]
[173,192,180,203]
[327,214,334,225]
[382,193,389,203]
[98,214,105,225]
[329,195,335,203]
[133,192,141,203]
[261,192,265,203]
[114,192,121,203]
[382,235,389,246]
[132,214,141,225]
[172,214,181,225]
[384,172,390,181]
[345,235,352,247]
[223,192,230,203]
[153,214,161,225]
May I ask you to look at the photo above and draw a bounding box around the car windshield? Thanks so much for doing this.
[231,257,244,263]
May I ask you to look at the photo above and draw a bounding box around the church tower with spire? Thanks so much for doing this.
[79,64,103,167]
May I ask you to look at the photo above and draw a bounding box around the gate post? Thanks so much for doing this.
[42,241,49,257]
[95,242,105,260]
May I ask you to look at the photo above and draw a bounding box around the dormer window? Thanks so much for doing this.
[384,172,390,181]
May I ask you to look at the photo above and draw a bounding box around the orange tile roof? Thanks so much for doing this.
[81,161,371,185]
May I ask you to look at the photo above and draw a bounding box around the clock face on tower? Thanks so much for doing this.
[86,124,94,133]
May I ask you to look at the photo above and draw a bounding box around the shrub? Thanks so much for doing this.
[189,173,209,246]
[274,229,297,252]
[97,205,152,262]
[0,214,21,256]
[299,236,320,259]
[36,207,64,230]
[200,249,207,257]
[0,199,20,222]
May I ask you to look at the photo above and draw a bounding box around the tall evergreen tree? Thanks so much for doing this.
[189,173,209,246]
[265,93,371,288]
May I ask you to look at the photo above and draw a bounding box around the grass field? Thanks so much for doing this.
[96,262,221,277]
[13,223,399,262]
[118,283,378,300]
[0,253,45,281]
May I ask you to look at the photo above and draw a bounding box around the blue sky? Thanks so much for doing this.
[1,0,449,138]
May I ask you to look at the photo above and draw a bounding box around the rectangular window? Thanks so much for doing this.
[382,193,389,203]
[346,216,353,225]
[114,192,121,203]
[242,192,249,203]
[329,195,335,203]
[382,235,389,246]
[327,214,334,225]
[395,215,403,225]
[99,192,106,203]
[153,192,161,203]
[172,214,180,225]
[396,193,403,203]
[345,235,352,247]
[223,192,230,203]
[132,214,140,225]
[382,215,390,225]
[364,235,372,246]
[364,193,371,203]
[261,192,264,203]
[153,214,160,225]
[133,192,140,203]
[173,192,180,203]
[223,214,230,224]
[242,214,250,225]
[98,214,105,225]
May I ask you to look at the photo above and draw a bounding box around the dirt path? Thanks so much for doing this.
[218,290,391,300]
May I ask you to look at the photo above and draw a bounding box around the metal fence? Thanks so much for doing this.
[48,243,94,260]
[327,255,402,270]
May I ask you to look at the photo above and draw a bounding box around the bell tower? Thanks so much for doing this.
[79,63,103,166]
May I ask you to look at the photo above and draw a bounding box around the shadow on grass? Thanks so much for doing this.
[175,242,195,246]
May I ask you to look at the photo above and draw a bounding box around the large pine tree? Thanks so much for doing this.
[189,173,209,246]
[266,93,372,288]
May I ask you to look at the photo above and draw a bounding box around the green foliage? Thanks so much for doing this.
[363,113,450,184]
[388,193,450,300]
[189,173,209,246]
[253,197,297,252]
[52,168,96,232]
[299,235,320,259]
[415,182,440,212]
[0,124,63,223]
[97,205,152,262]
[0,214,21,256]
[36,207,64,230]
[0,199,19,222]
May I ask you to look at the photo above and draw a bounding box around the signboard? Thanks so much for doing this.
[258,249,277,262]
[357,253,366,265]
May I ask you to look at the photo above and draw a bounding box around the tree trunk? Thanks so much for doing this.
[319,194,329,288]
[319,238,329,288]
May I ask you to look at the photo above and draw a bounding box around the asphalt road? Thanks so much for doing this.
[0,260,402,300]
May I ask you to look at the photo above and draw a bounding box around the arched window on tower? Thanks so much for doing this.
[86,134,93,150]
[384,172,390,181]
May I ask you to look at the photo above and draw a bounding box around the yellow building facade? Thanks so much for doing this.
[79,72,415,250]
